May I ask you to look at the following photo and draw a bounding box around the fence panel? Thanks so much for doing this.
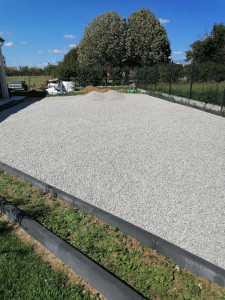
[6,62,225,107]
[136,61,225,107]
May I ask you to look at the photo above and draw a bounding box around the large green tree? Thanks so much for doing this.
[43,63,56,77]
[126,8,171,67]
[56,47,78,80]
[185,23,225,64]
[211,23,225,64]
[78,11,127,70]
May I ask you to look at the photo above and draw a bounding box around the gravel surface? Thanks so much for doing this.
[0,91,225,269]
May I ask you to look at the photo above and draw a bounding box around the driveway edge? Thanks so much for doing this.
[0,161,225,287]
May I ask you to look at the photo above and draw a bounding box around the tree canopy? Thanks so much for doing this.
[126,8,171,67]
[77,9,171,70]
[6,9,172,82]
[185,23,225,64]
[78,11,127,69]
[56,47,78,80]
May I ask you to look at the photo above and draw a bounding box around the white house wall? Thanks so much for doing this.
[0,46,9,98]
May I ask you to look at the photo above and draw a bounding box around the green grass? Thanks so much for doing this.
[7,76,51,88]
[6,77,225,106]
[0,217,95,300]
[46,91,87,97]
[1,170,225,299]
[144,81,225,106]
[103,86,129,90]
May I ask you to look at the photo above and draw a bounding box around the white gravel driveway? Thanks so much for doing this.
[0,91,225,269]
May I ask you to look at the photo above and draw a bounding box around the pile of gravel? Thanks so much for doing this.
[0,91,225,269]
[85,90,125,101]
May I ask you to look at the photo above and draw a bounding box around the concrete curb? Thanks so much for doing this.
[0,197,145,300]
[0,161,225,287]
[0,99,25,112]
[138,89,225,118]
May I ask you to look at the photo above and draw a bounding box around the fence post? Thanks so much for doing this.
[144,67,147,90]
[105,70,107,87]
[189,58,195,99]
[73,76,76,91]
[154,64,158,92]
[169,61,173,95]
[221,88,225,112]
[137,67,140,89]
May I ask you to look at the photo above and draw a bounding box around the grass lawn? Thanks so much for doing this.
[140,81,225,106]
[6,76,225,106]
[0,216,97,300]
[6,76,51,88]
[1,169,225,299]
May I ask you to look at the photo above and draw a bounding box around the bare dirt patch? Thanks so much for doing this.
[80,85,109,93]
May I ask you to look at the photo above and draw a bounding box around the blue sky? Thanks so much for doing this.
[1,0,224,68]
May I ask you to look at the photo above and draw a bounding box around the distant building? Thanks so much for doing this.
[7,67,17,71]
[0,37,9,98]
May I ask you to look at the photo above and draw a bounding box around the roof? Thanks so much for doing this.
[7,67,17,70]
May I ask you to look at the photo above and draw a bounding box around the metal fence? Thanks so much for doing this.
[135,61,225,109]
[74,61,225,110]
[6,62,225,110]
[6,75,51,90]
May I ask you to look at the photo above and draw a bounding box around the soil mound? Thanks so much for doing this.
[81,85,109,93]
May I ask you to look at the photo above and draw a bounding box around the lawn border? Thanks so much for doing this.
[0,197,145,300]
[0,161,225,287]
[138,89,225,118]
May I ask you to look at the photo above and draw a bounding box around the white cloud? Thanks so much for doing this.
[173,51,182,55]
[38,50,52,55]
[37,62,48,68]
[24,62,33,66]
[51,49,68,54]
[63,34,76,39]
[0,31,14,36]
[38,49,68,55]
[4,42,14,47]
[20,41,27,45]
[69,44,77,48]
[159,18,170,24]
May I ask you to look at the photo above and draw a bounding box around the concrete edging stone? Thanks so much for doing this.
[0,161,225,287]
[0,197,145,300]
